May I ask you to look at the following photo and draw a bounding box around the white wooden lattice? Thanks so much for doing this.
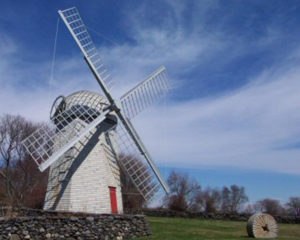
[22,105,109,171]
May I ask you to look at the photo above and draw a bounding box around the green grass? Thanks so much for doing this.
[138,217,300,240]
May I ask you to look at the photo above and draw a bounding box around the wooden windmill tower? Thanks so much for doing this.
[22,7,170,214]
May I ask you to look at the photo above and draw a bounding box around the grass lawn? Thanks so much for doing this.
[138,217,300,240]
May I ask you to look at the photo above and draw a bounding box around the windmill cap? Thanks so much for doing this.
[64,90,110,113]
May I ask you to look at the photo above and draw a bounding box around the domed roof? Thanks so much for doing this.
[64,90,109,113]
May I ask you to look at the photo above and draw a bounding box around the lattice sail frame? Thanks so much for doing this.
[58,7,113,89]
[120,66,171,119]
[116,121,161,201]
[22,98,110,172]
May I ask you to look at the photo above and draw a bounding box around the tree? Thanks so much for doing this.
[255,198,285,216]
[244,204,255,215]
[189,190,205,212]
[163,172,249,213]
[219,185,248,213]
[286,197,300,216]
[221,186,231,212]
[119,154,147,211]
[0,114,48,208]
[202,188,221,213]
[228,185,249,213]
[164,171,201,211]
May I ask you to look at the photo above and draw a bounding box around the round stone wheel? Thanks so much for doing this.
[247,213,278,238]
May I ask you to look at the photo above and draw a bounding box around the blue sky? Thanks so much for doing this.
[0,0,300,203]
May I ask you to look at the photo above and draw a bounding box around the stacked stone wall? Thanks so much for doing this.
[0,208,150,240]
[0,207,151,240]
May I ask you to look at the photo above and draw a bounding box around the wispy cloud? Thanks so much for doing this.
[133,59,300,175]
[1,0,300,175]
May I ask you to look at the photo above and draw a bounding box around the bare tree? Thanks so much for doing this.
[221,186,231,212]
[189,190,205,212]
[228,185,248,213]
[244,204,255,215]
[119,154,147,211]
[255,198,285,216]
[0,114,48,208]
[201,188,222,213]
[219,185,248,213]
[163,172,249,213]
[164,171,201,211]
[286,197,300,216]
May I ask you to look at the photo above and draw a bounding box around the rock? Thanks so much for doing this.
[86,217,94,222]
[0,210,150,239]
[45,233,51,238]
[10,234,21,240]
[83,230,91,235]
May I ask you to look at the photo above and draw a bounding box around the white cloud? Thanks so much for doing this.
[1,1,300,176]
[133,62,300,175]
[0,36,99,122]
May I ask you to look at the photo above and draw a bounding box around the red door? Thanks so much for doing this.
[109,187,118,214]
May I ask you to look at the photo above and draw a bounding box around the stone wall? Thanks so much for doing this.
[0,208,150,240]
[139,209,300,224]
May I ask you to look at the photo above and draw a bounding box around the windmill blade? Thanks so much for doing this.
[58,7,113,89]
[120,66,171,119]
[116,119,168,201]
[22,106,110,172]
[58,7,170,200]
[83,56,170,200]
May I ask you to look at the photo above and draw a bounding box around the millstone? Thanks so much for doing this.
[247,213,278,238]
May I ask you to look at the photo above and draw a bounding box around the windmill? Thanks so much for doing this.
[22,7,170,214]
